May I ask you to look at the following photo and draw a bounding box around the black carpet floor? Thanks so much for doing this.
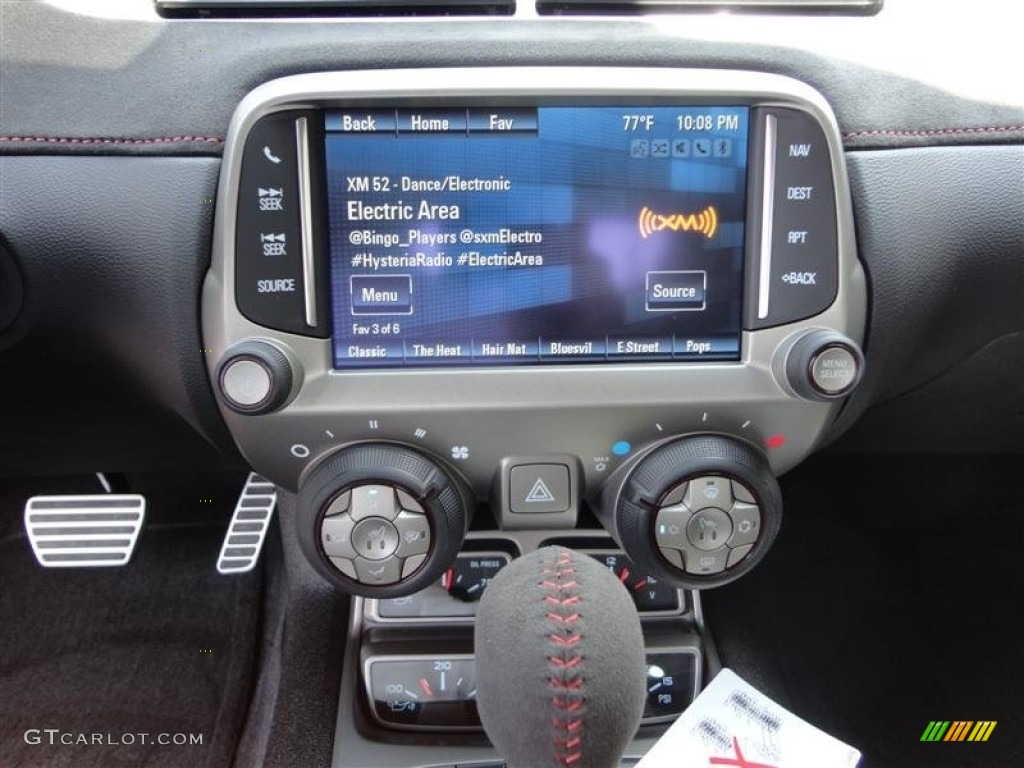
[0,477,262,768]
[705,456,1024,768]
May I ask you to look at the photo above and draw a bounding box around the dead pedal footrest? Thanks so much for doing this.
[24,495,146,567]
[217,472,277,574]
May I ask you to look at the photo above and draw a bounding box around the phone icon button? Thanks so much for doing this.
[263,146,282,164]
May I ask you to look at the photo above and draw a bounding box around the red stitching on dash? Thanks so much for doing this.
[842,125,1024,140]
[544,595,581,606]
[541,549,585,767]
[0,135,225,146]
[545,612,582,624]
[549,655,583,669]
[550,678,585,691]
[552,718,583,732]
[540,580,579,591]
[548,634,583,647]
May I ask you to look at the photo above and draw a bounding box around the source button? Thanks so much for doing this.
[646,271,707,312]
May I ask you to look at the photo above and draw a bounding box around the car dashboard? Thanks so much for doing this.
[0,2,1022,768]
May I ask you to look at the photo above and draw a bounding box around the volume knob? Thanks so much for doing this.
[216,340,294,415]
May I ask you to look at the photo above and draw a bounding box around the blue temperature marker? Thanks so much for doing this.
[612,441,632,457]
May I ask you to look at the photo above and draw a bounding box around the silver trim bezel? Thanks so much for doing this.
[757,113,777,320]
[295,115,318,328]
[202,68,866,496]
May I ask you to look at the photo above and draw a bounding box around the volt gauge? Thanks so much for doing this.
[586,551,683,614]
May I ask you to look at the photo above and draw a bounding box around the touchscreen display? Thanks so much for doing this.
[324,106,749,368]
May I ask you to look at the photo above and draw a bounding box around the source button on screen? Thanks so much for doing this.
[646,271,707,312]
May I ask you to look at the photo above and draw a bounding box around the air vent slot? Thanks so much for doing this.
[536,0,881,15]
[155,0,514,17]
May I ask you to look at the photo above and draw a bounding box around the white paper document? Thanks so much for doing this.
[637,669,862,768]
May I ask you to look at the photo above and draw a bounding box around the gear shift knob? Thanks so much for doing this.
[474,546,647,768]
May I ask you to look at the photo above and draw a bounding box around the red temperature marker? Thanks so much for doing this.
[709,737,777,768]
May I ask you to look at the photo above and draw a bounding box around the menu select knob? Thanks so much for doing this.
[216,340,294,415]
[608,435,782,589]
[784,329,864,401]
[296,443,474,598]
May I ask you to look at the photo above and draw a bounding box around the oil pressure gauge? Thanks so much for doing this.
[374,551,511,620]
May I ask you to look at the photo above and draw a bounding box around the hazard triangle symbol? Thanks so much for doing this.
[524,478,556,503]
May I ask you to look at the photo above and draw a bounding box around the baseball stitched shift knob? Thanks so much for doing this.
[474,546,647,768]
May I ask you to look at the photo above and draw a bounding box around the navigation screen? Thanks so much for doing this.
[323,105,749,368]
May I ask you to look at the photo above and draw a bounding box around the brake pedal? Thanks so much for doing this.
[217,473,276,574]
[24,495,146,567]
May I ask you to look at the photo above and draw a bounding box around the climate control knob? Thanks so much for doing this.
[296,443,473,598]
[604,435,782,589]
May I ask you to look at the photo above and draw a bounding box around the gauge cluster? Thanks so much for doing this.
[360,536,699,733]
[363,650,699,730]
[372,548,683,623]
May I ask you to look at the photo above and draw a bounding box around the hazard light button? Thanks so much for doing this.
[496,456,580,530]
[510,464,570,514]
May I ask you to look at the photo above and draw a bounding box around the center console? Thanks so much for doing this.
[201,67,866,766]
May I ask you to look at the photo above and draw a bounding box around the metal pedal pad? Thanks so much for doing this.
[217,472,276,574]
[24,495,146,567]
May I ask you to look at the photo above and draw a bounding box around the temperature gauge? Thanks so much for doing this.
[365,655,477,729]
[589,551,682,614]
